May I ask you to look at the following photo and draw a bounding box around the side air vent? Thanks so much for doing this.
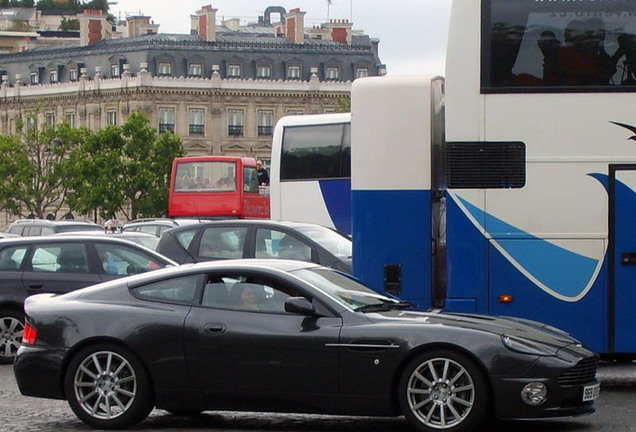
[446,141,526,189]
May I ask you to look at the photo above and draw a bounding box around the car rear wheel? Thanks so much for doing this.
[64,343,154,429]
[0,309,24,364]
[398,349,490,432]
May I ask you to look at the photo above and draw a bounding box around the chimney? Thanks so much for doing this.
[79,9,112,46]
[284,8,305,44]
[325,19,353,44]
[126,15,159,37]
[197,5,217,42]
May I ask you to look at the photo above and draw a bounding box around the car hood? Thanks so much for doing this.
[371,309,581,348]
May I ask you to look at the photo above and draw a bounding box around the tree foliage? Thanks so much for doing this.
[35,0,108,12]
[0,115,86,219]
[335,96,351,113]
[68,111,186,220]
[0,0,35,7]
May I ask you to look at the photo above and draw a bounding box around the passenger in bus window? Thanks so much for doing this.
[257,160,269,186]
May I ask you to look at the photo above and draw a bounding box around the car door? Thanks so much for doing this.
[183,271,342,407]
[254,227,318,264]
[21,241,101,295]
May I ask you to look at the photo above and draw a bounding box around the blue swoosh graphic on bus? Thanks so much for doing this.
[457,196,598,299]
[319,179,352,235]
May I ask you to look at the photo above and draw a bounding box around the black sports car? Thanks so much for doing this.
[14,260,599,432]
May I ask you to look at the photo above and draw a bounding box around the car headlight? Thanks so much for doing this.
[502,335,557,356]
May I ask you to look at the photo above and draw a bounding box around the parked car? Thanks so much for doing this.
[122,218,202,237]
[14,260,599,431]
[55,231,161,251]
[156,220,352,273]
[7,219,103,236]
[0,235,176,363]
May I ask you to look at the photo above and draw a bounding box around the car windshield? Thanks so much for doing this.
[291,267,411,312]
[294,226,352,259]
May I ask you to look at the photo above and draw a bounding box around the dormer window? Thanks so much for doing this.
[111,63,120,78]
[326,67,339,81]
[49,69,58,83]
[355,67,369,79]
[158,62,172,77]
[188,63,203,77]
[30,71,39,85]
[227,64,241,78]
[287,65,301,80]
[69,68,77,81]
[256,64,271,79]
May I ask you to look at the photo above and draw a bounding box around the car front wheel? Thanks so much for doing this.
[64,343,154,429]
[398,349,490,432]
[0,309,24,364]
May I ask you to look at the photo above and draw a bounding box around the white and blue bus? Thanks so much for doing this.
[352,0,636,356]
[270,113,352,235]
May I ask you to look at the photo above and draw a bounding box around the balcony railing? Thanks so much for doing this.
[258,125,273,136]
[228,125,244,137]
[159,123,175,134]
[189,124,204,136]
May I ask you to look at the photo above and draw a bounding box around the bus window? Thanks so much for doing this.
[483,0,636,90]
[243,166,259,193]
[175,161,236,192]
[280,123,350,180]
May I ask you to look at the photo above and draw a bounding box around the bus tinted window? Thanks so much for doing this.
[281,123,350,180]
[483,0,636,90]
[174,161,236,192]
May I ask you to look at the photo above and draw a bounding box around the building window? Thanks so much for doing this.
[107,110,117,126]
[49,69,58,83]
[188,63,203,77]
[189,109,205,136]
[355,67,369,79]
[65,112,75,127]
[159,108,175,134]
[227,109,244,137]
[111,64,120,78]
[258,110,274,136]
[45,113,55,127]
[227,64,241,78]
[256,64,271,79]
[30,71,39,85]
[287,65,301,79]
[326,67,339,80]
[26,116,37,130]
[69,68,77,81]
[158,62,172,76]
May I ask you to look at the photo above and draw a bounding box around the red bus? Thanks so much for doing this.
[168,156,270,219]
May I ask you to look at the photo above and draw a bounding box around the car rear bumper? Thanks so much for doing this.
[14,345,67,400]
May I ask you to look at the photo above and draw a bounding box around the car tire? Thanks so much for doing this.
[398,349,490,432]
[64,343,154,429]
[0,309,24,364]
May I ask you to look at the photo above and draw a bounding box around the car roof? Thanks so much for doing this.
[55,231,157,239]
[165,219,334,232]
[0,234,163,247]
[10,219,99,226]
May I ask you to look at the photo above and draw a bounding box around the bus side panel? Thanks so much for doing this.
[352,189,432,308]
[487,238,607,353]
[170,193,243,218]
[444,195,489,313]
[243,195,271,219]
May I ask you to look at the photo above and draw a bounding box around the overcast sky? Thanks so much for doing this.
[108,0,452,76]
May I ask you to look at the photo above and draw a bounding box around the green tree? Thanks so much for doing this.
[0,115,86,219]
[335,96,351,113]
[59,17,79,31]
[68,111,186,220]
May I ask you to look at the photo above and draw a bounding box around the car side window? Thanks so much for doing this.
[175,230,197,250]
[32,243,89,273]
[139,226,158,236]
[198,227,247,259]
[256,229,313,262]
[0,246,28,270]
[133,274,202,304]
[94,243,166,276]
[201,273,302,314]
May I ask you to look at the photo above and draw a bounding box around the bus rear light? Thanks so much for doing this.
[499,295,514,303]
[22,324,37,345]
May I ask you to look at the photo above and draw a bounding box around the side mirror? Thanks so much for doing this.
[284,297,316,316]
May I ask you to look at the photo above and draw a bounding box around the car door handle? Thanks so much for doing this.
[204,323,226,334]
[28,283,43,289]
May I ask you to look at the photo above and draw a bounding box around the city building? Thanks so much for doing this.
[0,3,384,228]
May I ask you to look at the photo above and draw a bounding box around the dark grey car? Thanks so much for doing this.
[156,220,352,274]
[0,235,176,363]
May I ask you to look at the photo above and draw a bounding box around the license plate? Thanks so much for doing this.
[582,383,600,402]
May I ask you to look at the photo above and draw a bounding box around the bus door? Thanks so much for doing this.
[609,165,636,353]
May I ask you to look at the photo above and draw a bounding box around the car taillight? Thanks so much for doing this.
[22,324,37,345]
